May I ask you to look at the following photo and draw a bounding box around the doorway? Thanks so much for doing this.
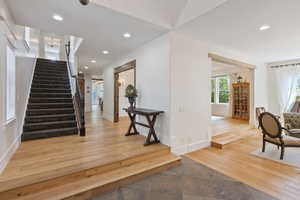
[209,53,255,138]
[91,79,104,111]
[114,60,136,123]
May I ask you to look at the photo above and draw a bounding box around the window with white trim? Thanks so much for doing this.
[211,75,230,104]
[6,45,16,121]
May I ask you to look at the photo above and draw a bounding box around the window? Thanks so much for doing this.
[211,79,216,103]
[211,76,230,104]
[296,78,300,102]
[6,45,16,121]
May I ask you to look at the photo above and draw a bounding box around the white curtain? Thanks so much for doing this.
[272,65,300,114]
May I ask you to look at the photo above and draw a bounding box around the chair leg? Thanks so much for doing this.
[262,140,266,152]
[280,146,285,160]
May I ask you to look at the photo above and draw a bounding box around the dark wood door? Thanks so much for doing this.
[114,73,119,122]
[79,79,85,96]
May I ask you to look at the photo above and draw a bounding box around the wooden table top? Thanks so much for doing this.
[123,108,164,115]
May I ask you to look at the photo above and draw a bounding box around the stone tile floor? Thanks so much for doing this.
[92,157,277,200]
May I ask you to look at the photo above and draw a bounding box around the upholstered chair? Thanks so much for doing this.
[259,112,300,160]
[256,107,266,129]
[283,113,300,138]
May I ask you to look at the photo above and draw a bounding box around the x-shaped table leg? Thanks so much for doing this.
[144,115,160,146]
[125,113,140,136]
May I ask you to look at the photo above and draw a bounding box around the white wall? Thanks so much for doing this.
[0,54,36,173]
[169,32,211,154]
[102,30,269,155]
[211,104,230,117]
[103,34,171,145]
[0,0,36,174]
[118,69,135,117]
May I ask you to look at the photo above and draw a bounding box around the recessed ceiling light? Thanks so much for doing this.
[91,60,96,63]
[53,14,63,21]
[102,50,109,54]
[123,33,131,38]
[84,66,88,69]
[259,25,270,31]
[79,71,83,74]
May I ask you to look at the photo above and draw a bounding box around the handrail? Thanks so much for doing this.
[65,41,86,136]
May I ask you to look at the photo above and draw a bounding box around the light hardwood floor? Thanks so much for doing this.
[0,107,178,198]
[211,117,255,148]
[187,118,300,200]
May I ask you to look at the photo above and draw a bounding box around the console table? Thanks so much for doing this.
[123,108,164,146]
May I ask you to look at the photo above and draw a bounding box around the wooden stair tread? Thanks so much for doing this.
[0,153,181,200]
[211,130,255,148]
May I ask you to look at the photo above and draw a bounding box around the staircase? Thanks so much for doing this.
[22,58,78,141]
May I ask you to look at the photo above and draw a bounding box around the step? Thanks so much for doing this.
[37,59,67,65]
[211,130,256,149]
[34,72,68,78]
[36,66,67,72]
[32,79,70,85]
[29,98,73,104]
[34,68,68,74]
[31,88,71,94]
[31,83,70,89]
[26,108,74,116]
[25,114,76,123]
[30,93,72,98]
[33,75,69,81]
[22,127,78,141]
[28,102,73,109]
[0,152,180,200]
[23,120,77,132]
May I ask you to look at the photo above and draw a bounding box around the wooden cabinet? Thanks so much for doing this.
[232,83,249,120]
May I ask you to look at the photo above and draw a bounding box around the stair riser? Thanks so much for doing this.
[25,115,76,123]
[31,88,71,94]
[36,67,67,72]
[33,76,69,81]
[26,109,74,116]
[35,68,68,74]
[34,73,68,78]
[32,80,70,85]
[21,130,77,141]
[24,122,77,132]
[31,84,70,89]
[37,61,67,65]
[28,104,73,109]
[30,93,72,98]
[29,98,73,103]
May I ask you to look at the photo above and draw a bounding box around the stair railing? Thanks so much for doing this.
[65,41,86,136]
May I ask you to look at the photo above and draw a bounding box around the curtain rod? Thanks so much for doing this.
[270,62,300,68]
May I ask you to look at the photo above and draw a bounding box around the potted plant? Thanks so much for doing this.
[237,76,243,83]
[125,84,137,109]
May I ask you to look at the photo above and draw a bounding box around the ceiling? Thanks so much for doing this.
[6,0,228,76]
[6,0,169,75]
[177,0,300,63]
[7,0,300,74]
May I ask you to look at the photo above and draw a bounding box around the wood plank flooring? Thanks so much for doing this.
[0,108,179,199]
[187,118,300,200]
[211,117,255,149]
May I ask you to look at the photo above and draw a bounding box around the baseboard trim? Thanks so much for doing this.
[0,136,21,174]
[171,140,210,155]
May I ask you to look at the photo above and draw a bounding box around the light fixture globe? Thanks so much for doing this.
[79,0,90,6]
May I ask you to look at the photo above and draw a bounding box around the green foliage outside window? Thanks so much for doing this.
[211,79,216,103]
[218,78,229,103]
[211,76,229,104]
